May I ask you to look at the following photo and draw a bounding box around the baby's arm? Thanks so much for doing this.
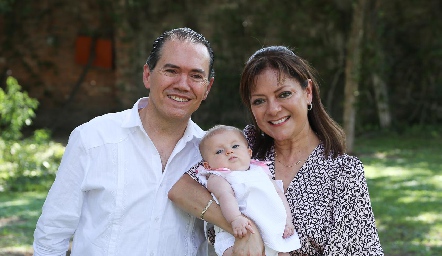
[270,179,295,239]
[207,174,254,238]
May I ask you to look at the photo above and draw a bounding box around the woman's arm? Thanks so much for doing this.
[324,157,384,255]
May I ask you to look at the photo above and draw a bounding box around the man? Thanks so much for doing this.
[33,27,215,255]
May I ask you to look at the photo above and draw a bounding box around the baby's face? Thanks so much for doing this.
[203,130,252,171]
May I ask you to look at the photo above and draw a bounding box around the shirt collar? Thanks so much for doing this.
[122,97,205,143]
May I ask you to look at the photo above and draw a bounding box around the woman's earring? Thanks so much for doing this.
[261,131,265,137]
[307,103,313,111]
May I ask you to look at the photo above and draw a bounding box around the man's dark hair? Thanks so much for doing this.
[146,27,215,78]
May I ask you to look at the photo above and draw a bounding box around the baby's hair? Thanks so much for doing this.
[199,125,247,159]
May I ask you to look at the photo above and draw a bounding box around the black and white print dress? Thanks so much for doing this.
[188,125,384,255]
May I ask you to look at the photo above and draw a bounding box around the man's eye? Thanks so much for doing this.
[215,149,223,154]
[232,144,240,149]
[251,98,265,105]
[164,69,178,75]
[279,91,292,98]
[190,73,204,81]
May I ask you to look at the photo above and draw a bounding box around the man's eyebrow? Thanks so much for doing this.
[162,63,206,74]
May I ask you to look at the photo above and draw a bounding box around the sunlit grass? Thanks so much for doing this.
[0,191,47,252]
[356,129,442,256]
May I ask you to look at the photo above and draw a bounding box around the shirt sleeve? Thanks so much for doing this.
[33,128,88,256]
[186,159,207,186]
[324,156,384,255]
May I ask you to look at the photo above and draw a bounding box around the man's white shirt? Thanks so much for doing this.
[33,98,207,256]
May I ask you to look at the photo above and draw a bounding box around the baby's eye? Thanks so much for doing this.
[251,98,265,105]
[232,144,240,149]
[279,91,292,98]
[215,149,223,154]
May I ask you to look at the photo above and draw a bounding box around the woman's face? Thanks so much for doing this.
[249,68,312,143]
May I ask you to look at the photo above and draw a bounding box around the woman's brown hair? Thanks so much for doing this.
[240,46,346,159]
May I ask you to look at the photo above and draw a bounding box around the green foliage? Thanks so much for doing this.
[0,130,64,192]
[0,76,39,140]
[0,0,16,14]
[0,76,64,192]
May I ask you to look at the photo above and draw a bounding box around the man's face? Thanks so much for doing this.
[143,39,213,122]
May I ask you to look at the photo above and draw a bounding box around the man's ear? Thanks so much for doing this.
[143,64,152,89]
[203,77,214,100]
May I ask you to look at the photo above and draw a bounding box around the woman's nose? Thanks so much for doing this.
[267,100,281,115]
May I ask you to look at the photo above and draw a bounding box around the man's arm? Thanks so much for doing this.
[168,174,233,232]
[33,128,85,255]
[169,174,265,255]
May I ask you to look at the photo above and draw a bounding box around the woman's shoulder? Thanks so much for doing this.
[329,152,365,179]
[315,144,364,176]
[243,124,258,146]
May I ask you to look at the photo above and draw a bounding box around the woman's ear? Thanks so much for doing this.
[306,79,313,102]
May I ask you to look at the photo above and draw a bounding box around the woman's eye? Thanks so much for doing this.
[251,98,265,105]
[215,149,223,154]
[279,91,292,98]
[232,144,240,149]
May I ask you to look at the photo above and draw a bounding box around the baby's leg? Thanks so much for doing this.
[222,246,233,256]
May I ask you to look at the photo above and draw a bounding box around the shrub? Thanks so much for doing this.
[0,76,38,140]
[0,76,64,192]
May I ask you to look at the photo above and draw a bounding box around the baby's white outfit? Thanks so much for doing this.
[198,160,301,256]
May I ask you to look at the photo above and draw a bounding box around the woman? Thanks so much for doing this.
[169,46,383,255]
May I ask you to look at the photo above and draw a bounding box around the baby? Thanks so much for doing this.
[198,125,300,256]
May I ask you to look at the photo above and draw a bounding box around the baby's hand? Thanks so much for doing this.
[283,222,295,238]
[231,216,254,238]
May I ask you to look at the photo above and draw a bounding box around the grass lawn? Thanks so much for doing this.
[355,131,442,256]
[0,191,47,255]
[0,130,441,255]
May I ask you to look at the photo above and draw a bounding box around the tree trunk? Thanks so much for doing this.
[367,0,392,129]
[372,73,391,128]
[343,0,366,153]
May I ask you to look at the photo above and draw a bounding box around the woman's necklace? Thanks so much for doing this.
[275,152,305,168]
